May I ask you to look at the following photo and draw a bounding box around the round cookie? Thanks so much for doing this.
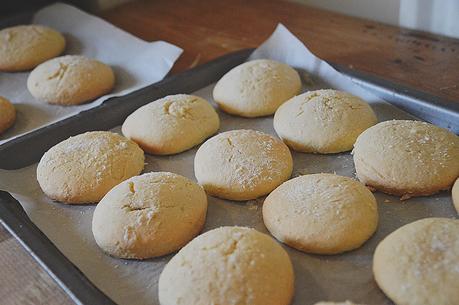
[263,173,378,254]
[274,89,377,153]
[0,96,16,134]
[452,178,459,213]
[0,25,65,72]
[353,120,459,199]
[194,129,293,201]
[213,59,301,117]
[122,94,220,155]
[27,55,115,105]
[37,131,144,204]
[92,172,207,259]
[158,226,294,305]
[373,218,459,305]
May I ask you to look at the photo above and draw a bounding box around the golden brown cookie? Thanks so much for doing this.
[373,218,459,305]
[158,226,294,305]
[263,173,378,254]
[27,55,115,105]
[0,25,65,72]
[353,120,459,199]
[194,129,293,200]
[0,96,16,134]
[274,89,377,153]
[213,59,301,117]
[122,94,220,155]
[92,172,208,259]
[37,131,144,204]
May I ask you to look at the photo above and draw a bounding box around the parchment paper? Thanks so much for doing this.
[0,3,182,145]
[0,24,457,305]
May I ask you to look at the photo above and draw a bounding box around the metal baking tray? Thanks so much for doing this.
[0,48,457,305]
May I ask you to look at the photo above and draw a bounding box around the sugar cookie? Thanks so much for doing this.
[373,218,459,305]
[353,120,459,199]
[194,129,293,200]
[0,96,16,134]
[0,25,65,72]
[122,94,219,155]
[92,172,207,259]
[27,55,115,105]
[263,173,378,254]
[213,59,301,117]
[37,131,144,204]
[274,89,377,153]
[158,226,294,305]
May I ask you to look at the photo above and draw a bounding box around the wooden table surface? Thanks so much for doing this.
[1,0,458,304]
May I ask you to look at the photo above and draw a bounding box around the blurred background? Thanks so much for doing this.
[2,0,459,39]
[296,0,459,39]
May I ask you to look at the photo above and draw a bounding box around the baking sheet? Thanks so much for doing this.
[0,24,457,305]
[0,3,182,145]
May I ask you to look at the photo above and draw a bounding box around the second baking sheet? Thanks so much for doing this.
[0,3,182,145]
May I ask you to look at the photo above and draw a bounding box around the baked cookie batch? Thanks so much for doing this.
[0,24,115,136]
[29,53,459,305]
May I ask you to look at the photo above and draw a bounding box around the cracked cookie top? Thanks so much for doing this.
[213,59,301,117]
[27,55,115,105]
[274,89,377,153]
[122,94,220,155]
[37,131,144,204]
[159,226,294,305]
[263,173,378,254]
[194,129,293,201]
[92,171,207,259]
[353,119,459,198]
[0,25,65,72]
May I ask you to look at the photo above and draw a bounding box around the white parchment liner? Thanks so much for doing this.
[0,24,456,305]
